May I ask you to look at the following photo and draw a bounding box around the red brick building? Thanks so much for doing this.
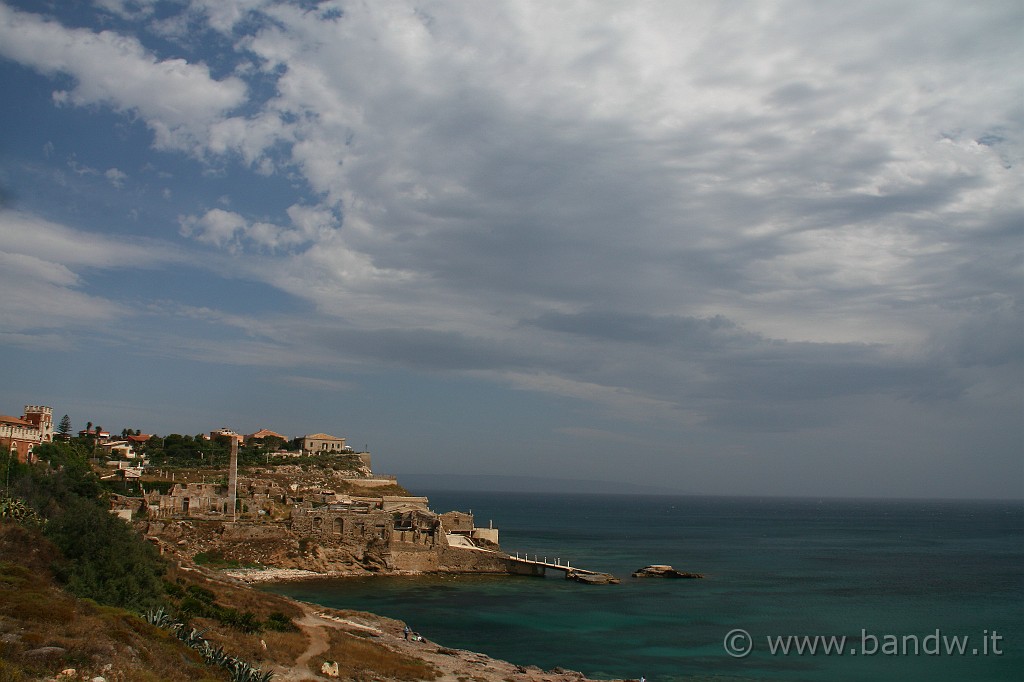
[1,405,52,464]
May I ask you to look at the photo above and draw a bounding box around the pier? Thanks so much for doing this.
[506,551,603,577]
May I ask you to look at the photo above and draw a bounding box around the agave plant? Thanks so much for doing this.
[199,641,231,666]
[0,496,42,526]
[139,605,272,681]
[144,607,175,628]
[228,661,274,682]
[177,626,209,648]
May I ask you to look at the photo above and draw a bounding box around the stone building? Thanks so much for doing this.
[147,482,231,517]
[209,428,244,445]
[22,405,53,444]
[145,477,288,518]
[136,479,507,575]
[0,405,52,463]
[1,415,40,464]
[301,432,350,454]
[245,428,287,445]
[441,510,499,546]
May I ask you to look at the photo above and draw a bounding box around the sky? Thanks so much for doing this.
[0,0,1021,499]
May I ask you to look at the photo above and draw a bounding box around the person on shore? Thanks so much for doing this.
[403,625,411,640]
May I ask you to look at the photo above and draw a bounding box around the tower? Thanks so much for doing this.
[22,405,53,443]
[228,436,238,522]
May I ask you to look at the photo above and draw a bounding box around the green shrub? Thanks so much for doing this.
[265,611,297,632]
[186,584,217,603]
[44,496,165,612]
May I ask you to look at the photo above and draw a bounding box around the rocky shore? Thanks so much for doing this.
[205,565,624,682]
[281,602,621,682]
[220,567,354,584]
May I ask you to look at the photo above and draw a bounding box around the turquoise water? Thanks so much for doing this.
[264,493,1023,681]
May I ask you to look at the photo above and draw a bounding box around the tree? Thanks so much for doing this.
[57,414,71,439]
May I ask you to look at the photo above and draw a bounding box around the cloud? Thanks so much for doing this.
[149,0,1014,436]
[178,205,341,252]
[105,167,128,189]
[0,0,1020,489]
[0,208,186,337]
[179,208,248,249]
[0,250,125,331]
[0,209,179,269]
[221,1,1019,327]
[277,375,357,393]
[0,2,246,151]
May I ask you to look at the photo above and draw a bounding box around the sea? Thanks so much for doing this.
[263,492,1024,681]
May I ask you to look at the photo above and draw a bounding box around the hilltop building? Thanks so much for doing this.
[78,427,111,442]
[99,440,138,460]
[22,405,53,444]
[301,432,372,469]
[1,405,52,463]
[209,428,244,445]
[301,432,350,454]
[139,482,502,574]
[245,428,287,445]
[126,433,152,448]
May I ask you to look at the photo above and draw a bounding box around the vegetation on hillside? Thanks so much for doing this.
[4,441,164,612]
[0,441,276,679]
[0,439,438,681]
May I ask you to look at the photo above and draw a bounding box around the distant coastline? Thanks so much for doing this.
[395,472,687,496]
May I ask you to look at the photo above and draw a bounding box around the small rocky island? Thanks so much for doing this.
[566,570,620,585]
[632,564,704,579]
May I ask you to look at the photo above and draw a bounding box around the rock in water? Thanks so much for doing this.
[631,564,704,579]
[566,570,620,584]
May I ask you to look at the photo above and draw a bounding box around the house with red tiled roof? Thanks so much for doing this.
[245,428,287,444]
[78,427,111,442]
[1,413,41,464]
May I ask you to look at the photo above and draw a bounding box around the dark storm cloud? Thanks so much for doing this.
[1,0,1020,496]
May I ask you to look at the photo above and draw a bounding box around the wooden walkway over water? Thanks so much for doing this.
[506,551,602,576]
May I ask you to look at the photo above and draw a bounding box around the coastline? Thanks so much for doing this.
[219,565,491,584]
[220,567,356,584]
[207,565,625,682]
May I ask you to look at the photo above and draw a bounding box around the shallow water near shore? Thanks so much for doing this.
[263,493,1023,681]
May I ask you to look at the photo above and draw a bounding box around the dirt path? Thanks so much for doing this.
[269,601,621,682]
[269,608,334,682]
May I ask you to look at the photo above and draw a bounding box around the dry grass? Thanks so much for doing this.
[0,519,450,682]
[315,628,439,681]
[166,564,312,668]
[0,523,228,682]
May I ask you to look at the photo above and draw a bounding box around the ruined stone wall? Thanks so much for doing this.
[440,510,474,533]
[470,527,499,545]
[389,544,443,573]
[219,522,292,542]
[438,547,511,574]
[291,507,393,544]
